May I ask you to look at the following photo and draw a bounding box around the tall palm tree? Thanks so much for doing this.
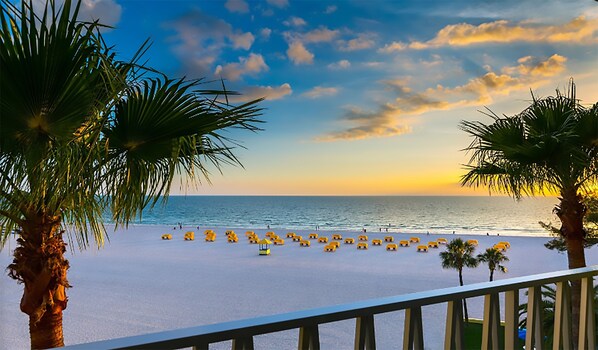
[439,238,479,321]
[460,80,598,343]
[0,1,262,348]
[477,247,509,282]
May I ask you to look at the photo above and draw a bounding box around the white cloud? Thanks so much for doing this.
[266,0,289,8]
[164,10,255,77]
[328,59,351,69]
[260,28,272,39]
[303,26,339,43]
[324,5,337,14]
[228,83,293,103]
[230,32,255,50]
[284,16,307,27]
[286,41,314,65]
[225,0,249,13]
[32,0,122,28]
[214,53,269,81]
[338,33,376,51]
[302,86,339,99]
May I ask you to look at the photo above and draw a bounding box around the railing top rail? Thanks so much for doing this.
[60,265,598,350]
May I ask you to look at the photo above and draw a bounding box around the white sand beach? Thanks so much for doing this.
[1,226,597,349]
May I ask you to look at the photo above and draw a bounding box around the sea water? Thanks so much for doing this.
[126,196,559,237]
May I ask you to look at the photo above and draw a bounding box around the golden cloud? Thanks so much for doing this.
[380,16,598,52]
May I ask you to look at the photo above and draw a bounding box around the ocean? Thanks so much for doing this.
[130,196,560,237]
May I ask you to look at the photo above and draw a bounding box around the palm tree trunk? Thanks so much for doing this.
[7,215,69,349]
[489,269,494,282]
[555,189,587,348]
[459,268,469,322]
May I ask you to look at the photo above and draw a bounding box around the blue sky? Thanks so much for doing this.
[38,0,598,195]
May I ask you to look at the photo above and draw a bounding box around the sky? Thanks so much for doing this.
[37,0,598,195]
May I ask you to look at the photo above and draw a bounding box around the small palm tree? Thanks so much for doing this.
[477,247,509,282]
[460,80,598,341]
[0,1,262,348]
[439,238,479,321]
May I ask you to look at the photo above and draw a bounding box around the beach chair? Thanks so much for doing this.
[332,234,343,240]
[428,241,439,248]
[467,239,478,246]
[184,231,195,241]
[494,243,507,252]
[358,235,368,241]
[249,237,259,244]
[293,236,303,242]
[204,229,214,235]
[399,240,410,247]
[286,232,296,238]
[409,237,420,243]
[225,230,235,236]
[372,239,382,246]
[205,233,216,242]
[274,239,285,245]
[300,240,311,247]
[227,236,238,243]
[161,234,172,240]
[330,241,340,248]
[247,234,258,241]
[270,234,279,241]
[324,244,336,252]
[437,238,447,244]
[417,245,429,252]
[384,236,394,242]
[245,231,255,237]
[309,233,319,239]
[499,241,511,249]
[386,243,398,251]
[357,242,368,250]
[344,238,355,244]
[318,237,329,243]
[265,231,276,238]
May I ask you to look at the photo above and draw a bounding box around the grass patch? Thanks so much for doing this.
[463,319,525,350]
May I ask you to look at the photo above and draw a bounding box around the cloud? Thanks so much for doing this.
[338,33,376,51]
[286,41,314,65]
[316,106,412,142]
[225,0,249,13]
[32,0,122,28]
[318,54,568,141]
[228,83,292,103]
[214,53,269,81]
[164,10,255,77]
[260,28,272,39]
[303,27,339,43]
[324,5,337,14]
[284,16,307,27]
[266,0,288,8]
[379,16,598,52]
[302,86,339,99]
[328,59,351,69]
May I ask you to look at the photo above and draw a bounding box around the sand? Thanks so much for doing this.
[1,225,597,349]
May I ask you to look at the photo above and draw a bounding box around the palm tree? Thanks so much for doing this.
[0,1,262,348]
[460,80,598,343]
[477,247,509,282]
[439,238,479,321]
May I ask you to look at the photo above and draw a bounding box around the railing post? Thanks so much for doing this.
[553,281,572,350]
[578,277,596,350]
[193,343,209,350]
[232,336,254,350]
[504,289,519,350]
[444,299,464,350]
[481,293,500,350]
[402,306,424,350]
[525,285,544,350]
[298,324,320,350]
[354,315,376,350]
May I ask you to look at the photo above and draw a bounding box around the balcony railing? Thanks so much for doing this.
[61,265,597,350]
